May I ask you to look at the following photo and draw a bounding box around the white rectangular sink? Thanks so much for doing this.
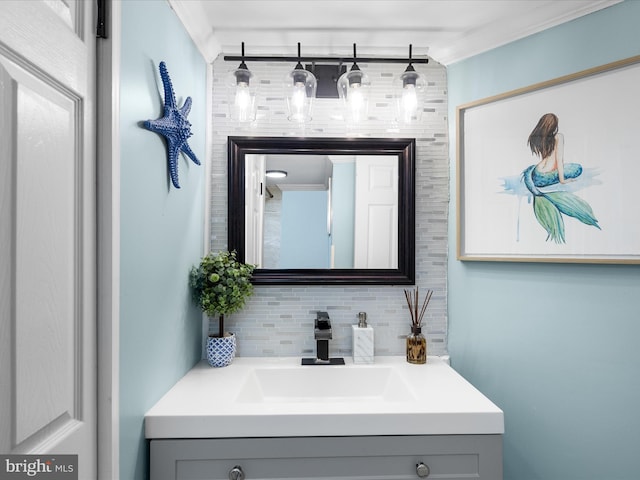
[237,365,415,403]
[145,356,504,439]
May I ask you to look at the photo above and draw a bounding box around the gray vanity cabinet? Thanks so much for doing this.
[149,434,502,480]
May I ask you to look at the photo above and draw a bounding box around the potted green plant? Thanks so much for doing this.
[190,250,255,367]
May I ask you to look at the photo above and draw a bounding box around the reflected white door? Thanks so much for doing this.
[354,156,398,268]
[0,1,97,477]
[245,154,265,266]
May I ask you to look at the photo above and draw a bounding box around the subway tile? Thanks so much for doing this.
[208,59,449,357]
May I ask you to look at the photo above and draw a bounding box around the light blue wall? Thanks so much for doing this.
[119,1,206,479]
[280,190,331,268]
[447,2,640,479]
[332,162,356,268]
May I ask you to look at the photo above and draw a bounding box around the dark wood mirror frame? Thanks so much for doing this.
[228,136,416,285]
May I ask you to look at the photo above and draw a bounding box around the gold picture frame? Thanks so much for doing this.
[457,55,640,264]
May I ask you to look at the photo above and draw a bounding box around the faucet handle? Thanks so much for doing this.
[315,319,331,330]
[316,311,331,329]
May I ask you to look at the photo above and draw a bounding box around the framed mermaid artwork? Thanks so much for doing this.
[456,54,640,264]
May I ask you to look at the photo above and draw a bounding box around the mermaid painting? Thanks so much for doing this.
[520,113,600,243]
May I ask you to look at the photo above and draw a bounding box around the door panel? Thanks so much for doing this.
[354,156,399,268]
[0,0,96,477]
[13,65,79,448]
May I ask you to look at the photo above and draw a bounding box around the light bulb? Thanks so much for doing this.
[290,82,307,121]
[347,85,366,123]
[234,82,252,122]
[401,84,418,123]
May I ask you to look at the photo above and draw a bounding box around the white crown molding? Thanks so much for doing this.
[168,0,221,63]
[432,0,622,64]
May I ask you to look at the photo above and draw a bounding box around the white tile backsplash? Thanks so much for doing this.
[208,55,449,357]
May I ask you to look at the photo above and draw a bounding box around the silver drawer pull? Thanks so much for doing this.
[228,465,245,480]
[416,462,430,477]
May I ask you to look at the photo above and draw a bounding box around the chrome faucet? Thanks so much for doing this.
[314,311,332,363]
[301,311,345,365]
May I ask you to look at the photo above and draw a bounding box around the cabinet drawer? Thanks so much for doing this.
[150,435,502,480]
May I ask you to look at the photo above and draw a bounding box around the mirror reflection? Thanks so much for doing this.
[245,154,398,270]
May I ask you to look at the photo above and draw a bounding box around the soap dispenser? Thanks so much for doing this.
[352,312,374,364]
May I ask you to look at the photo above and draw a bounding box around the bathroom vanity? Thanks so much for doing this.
[145,356,503,479]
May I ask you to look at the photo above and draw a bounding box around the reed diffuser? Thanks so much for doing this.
[404,287,433,364]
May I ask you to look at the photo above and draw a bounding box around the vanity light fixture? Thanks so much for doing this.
[227,42,258,123]
[265,169,287,178]
[394,44,427,124]
[336,44,371,125]
[284,43,317,123]
[223,44,428,125]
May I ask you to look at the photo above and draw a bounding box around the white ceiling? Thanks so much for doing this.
[169,0,620,65]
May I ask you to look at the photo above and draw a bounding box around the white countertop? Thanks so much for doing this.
[144,356,504,439]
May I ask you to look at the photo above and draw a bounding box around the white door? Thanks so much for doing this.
[0,1,97,478]
[245,154,265,267]
[354,156,398,268]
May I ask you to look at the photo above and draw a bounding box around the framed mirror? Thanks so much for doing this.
[228,136,415,285]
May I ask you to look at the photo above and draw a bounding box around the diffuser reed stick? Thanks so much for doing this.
[403,287,433,328]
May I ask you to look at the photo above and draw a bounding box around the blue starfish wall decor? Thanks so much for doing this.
[144,61,200,189]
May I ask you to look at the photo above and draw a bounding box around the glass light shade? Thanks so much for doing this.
[227,66,259,123]
[337,67,371,124]
[393,67,427,124]
[284,66,317,123]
